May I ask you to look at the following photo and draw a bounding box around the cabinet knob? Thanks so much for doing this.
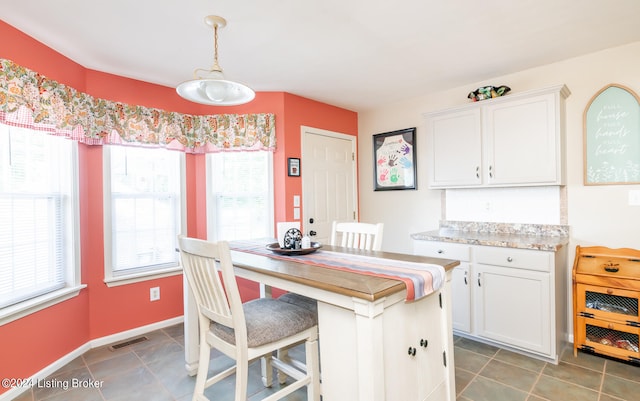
[607,289,614,295]
[507,256,513,262]
[437,249,444,254]
[407,347,416,356]
[420,339,429,348]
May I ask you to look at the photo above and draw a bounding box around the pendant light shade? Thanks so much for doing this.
[176,15,255,106]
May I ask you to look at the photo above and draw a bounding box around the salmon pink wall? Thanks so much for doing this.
[280,93,358,222]
[0,20,90,389]
[0,19,357,393]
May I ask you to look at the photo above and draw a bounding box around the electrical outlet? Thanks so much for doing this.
[150,287,160,301]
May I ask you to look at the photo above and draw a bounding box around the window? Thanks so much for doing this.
[207,151,273,241]
[104,146,185,285]
[0,124,82,324]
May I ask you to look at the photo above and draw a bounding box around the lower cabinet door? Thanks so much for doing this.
[383,291,446,400]
[475,264,551,355]
[451,264,471,333]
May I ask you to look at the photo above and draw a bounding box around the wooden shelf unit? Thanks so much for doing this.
[573,246,640,363]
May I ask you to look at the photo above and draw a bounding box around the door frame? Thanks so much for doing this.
[300,125,358,235]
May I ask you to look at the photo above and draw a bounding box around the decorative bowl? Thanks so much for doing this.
[266,242,322,256]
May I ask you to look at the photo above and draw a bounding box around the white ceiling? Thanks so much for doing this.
[2,0,640,112]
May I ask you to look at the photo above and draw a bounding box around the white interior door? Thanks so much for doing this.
[301,126,357,244]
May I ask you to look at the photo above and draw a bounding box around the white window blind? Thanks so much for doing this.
[104,146,183,280]
[207,151,273,241]
[0,124,77,309]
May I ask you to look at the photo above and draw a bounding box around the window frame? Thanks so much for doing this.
[205,151,274,242]
[0,125,84,326]
[102,145,187,287]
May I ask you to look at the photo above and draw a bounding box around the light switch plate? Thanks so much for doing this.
[293,207,300,220]
[293,195,300,207]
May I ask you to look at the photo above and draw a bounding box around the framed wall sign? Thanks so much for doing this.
[288,157,301,177]
[584,84,640,185]
[373,127,417,191]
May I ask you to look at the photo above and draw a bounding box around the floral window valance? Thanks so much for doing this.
[0,58,275,153]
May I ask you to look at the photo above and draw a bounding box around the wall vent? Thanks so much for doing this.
[108,336,149,351]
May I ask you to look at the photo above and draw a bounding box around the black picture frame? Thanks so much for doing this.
[372,127,417,191]
[288,157,301,177]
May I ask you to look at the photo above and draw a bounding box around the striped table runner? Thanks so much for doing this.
[229,240,445,302]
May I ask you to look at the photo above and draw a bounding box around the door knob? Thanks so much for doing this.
[309,218,314,224]
[309,230,317,236]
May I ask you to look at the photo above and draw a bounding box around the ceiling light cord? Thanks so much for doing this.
[211,22,222,73]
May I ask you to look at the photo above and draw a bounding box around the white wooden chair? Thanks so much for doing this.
[329,221,384,251]
[178,235,320,401]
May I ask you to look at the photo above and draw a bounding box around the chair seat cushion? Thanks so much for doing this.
[212,298,318,347]
[277,292,318,314]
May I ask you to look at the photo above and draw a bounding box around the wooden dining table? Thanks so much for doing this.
[182,241,459,401]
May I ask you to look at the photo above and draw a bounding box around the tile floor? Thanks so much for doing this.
[11,324,640,401]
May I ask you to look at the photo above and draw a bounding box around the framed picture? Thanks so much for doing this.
[584,84,640,185]
[373,127,417,191]
[288,157,301,177]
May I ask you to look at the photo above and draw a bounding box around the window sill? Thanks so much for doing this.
[104,266,183,287]
[0,285,87,326]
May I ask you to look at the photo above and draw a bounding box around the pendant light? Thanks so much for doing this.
[176,15,255,106]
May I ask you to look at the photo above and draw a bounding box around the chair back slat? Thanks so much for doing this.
[330,221,384,251]
[178,236,244,330]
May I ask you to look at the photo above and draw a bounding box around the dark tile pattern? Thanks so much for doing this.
[10,325,640,401]
[454,336,640,401]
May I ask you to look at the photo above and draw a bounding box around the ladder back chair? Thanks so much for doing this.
[178,235,320,401]
[329,221,384,251]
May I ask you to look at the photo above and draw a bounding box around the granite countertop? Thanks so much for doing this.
[411,221,570,252]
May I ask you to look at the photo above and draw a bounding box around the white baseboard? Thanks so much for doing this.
[1,316,183,401]
[88,316,183,349]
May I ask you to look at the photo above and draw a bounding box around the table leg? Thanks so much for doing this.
[317,298,387,401]
[183,275,199,376]
[353,298,386,401]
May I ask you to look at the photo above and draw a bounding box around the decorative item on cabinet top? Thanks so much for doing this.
[467,85,511,102]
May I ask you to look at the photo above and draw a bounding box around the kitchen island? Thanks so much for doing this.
[183,242,459,401]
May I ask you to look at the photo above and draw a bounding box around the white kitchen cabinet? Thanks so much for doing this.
[413,241,472,333]
[474,263,551,355]
[413,240,566,363]
[424,84,570,188]
[383,278,452,401]
[450,264,471,333]
[426,107,482,187]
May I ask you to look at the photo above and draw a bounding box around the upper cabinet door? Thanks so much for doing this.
[483,92,560,186]
[424,85,569,189]
[427,107,482,188]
